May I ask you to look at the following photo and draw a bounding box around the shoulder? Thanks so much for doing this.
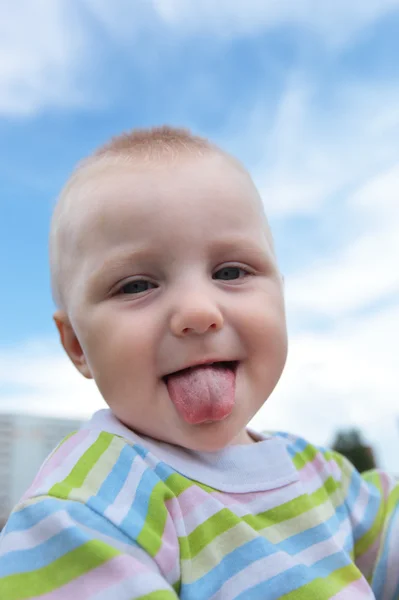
[22,428,168,507]
[268,430,348,486]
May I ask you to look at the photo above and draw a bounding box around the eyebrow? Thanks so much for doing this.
[87,236,271,288]
[87,247,157,288]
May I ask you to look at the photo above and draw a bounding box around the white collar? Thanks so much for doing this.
[83,409,299,493]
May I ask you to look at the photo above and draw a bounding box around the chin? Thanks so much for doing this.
[180,421,245,453]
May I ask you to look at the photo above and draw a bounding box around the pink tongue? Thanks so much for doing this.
[166,365,236,424]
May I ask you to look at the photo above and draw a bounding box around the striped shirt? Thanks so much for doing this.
[0,409,398,599]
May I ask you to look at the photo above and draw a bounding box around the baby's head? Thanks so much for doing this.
[50,126,287,451]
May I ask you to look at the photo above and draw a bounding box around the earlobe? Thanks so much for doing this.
[53,311,93,379]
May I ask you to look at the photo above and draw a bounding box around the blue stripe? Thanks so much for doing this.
[351,479,381,543]
[95,444,136,507]
[392,574,399,600]
[271,497,348,556]
[344,468,363,510]
[0,527,84,576]
[154,461,176,482]
[181,536,278,599]
[181,497,353,599]
[370,499,399,597]
[120,468,158,539]
[341,467,380,553]
[132,444,149,460]
[4,498,66,533]
[131,446,175,482]
[285,437,309,458]
[0,500,140,577]
[2,497,135,546]
[235,551,353,600]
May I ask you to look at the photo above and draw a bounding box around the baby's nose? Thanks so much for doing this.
[170,297,224,337]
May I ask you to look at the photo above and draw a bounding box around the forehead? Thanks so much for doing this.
[73,153,267,250]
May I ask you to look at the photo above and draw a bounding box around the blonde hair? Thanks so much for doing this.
[49,125,271,310]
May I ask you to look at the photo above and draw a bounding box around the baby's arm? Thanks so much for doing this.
[332,451,399,598]
[0,496,179,599]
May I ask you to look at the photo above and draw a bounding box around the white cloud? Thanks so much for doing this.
[2,1,399,115]
[0,340,105,418]
[285,163,399,319]
[255,81,399,217]
[148,0,399,46]
[0,1,90,115]
[240,76,399,324]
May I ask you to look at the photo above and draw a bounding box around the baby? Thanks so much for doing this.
[0,127,398,599]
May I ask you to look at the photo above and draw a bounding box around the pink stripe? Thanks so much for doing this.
[33,553,146,600]
[23,430,90,499]
[167,485,264,525]
[349,481,372,527]
[155,511,179,576]
[329,574,370,599]
[356,535,381,578]
[377,470,394,498]
[298,455,337,485]
[168,485,208,519]
[168,484,294,528]
[210,488,262,505]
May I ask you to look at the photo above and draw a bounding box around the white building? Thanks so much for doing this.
[0,413,83,526]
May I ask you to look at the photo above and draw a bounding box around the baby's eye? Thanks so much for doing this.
[213,266,248,281]
[118,280,157,295]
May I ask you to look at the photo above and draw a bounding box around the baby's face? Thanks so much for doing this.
[59,153,287,451]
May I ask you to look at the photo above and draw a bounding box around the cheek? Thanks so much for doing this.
[81,312,157,389]
[240,292,287,349]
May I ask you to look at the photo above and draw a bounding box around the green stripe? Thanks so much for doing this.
[243,476,339,531]
[172,579,181,594]
[139,592,178,599]
[354,472,385,557]
[280,564,362,600]
[180,508,239,560]
[0,540,119,600]
[292,443,318,470]
[49,432,113,499]
[385,478,399,519]
[321,448,336,462]
[165,472,195,496]
[355,470,399,559]
[137,481,175,556]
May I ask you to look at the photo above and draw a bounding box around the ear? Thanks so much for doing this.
[53,311,93,379]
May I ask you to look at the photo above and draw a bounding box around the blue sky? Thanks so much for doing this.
[1,1,399,470]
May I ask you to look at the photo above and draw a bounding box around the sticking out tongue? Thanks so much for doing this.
[165,364,236,424]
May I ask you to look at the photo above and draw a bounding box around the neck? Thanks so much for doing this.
[230,428,256,446]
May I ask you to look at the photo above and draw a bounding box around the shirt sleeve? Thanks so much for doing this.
[0,496,179,600]
[332,451,399,599]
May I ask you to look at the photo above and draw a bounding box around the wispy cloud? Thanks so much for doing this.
[286,163,399,319]
[0,1,91,115]
[0,340,105,418]
[2,1,399,115]
[136,0,399,46]
[253,80,399,216]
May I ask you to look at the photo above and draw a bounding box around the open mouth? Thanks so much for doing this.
[163,361,239,382]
